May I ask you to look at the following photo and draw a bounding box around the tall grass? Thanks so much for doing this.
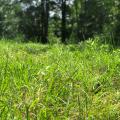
[0,38,120,119]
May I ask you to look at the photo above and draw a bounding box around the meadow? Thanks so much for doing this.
[0,38,120,120]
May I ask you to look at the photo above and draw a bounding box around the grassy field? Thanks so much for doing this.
[0,39,120,120]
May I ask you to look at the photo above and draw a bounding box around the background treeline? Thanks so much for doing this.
[0,0,120,45]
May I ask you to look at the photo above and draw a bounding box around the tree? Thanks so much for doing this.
[0,0,20,38]
[78,0,106,41]
[61,0,67,43]
[101,0,120,45]
[71,0,83,43]
[0,8,4,37]
[41,0,49,43]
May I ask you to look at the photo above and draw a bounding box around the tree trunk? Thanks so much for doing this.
[41,0,49,44]
[44,0,49,42]
[61,0,67,43]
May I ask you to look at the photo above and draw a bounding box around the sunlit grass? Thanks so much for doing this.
[0,38,120,119]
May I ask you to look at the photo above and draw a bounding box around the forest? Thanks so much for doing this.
[0,0,120,119]
[0,0,120,44]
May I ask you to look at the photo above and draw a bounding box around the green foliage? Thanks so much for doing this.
[0,39,120,119]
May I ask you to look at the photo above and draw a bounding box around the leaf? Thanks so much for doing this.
[29,98,39,109]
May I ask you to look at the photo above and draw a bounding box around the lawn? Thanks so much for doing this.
[0,39,120,120]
